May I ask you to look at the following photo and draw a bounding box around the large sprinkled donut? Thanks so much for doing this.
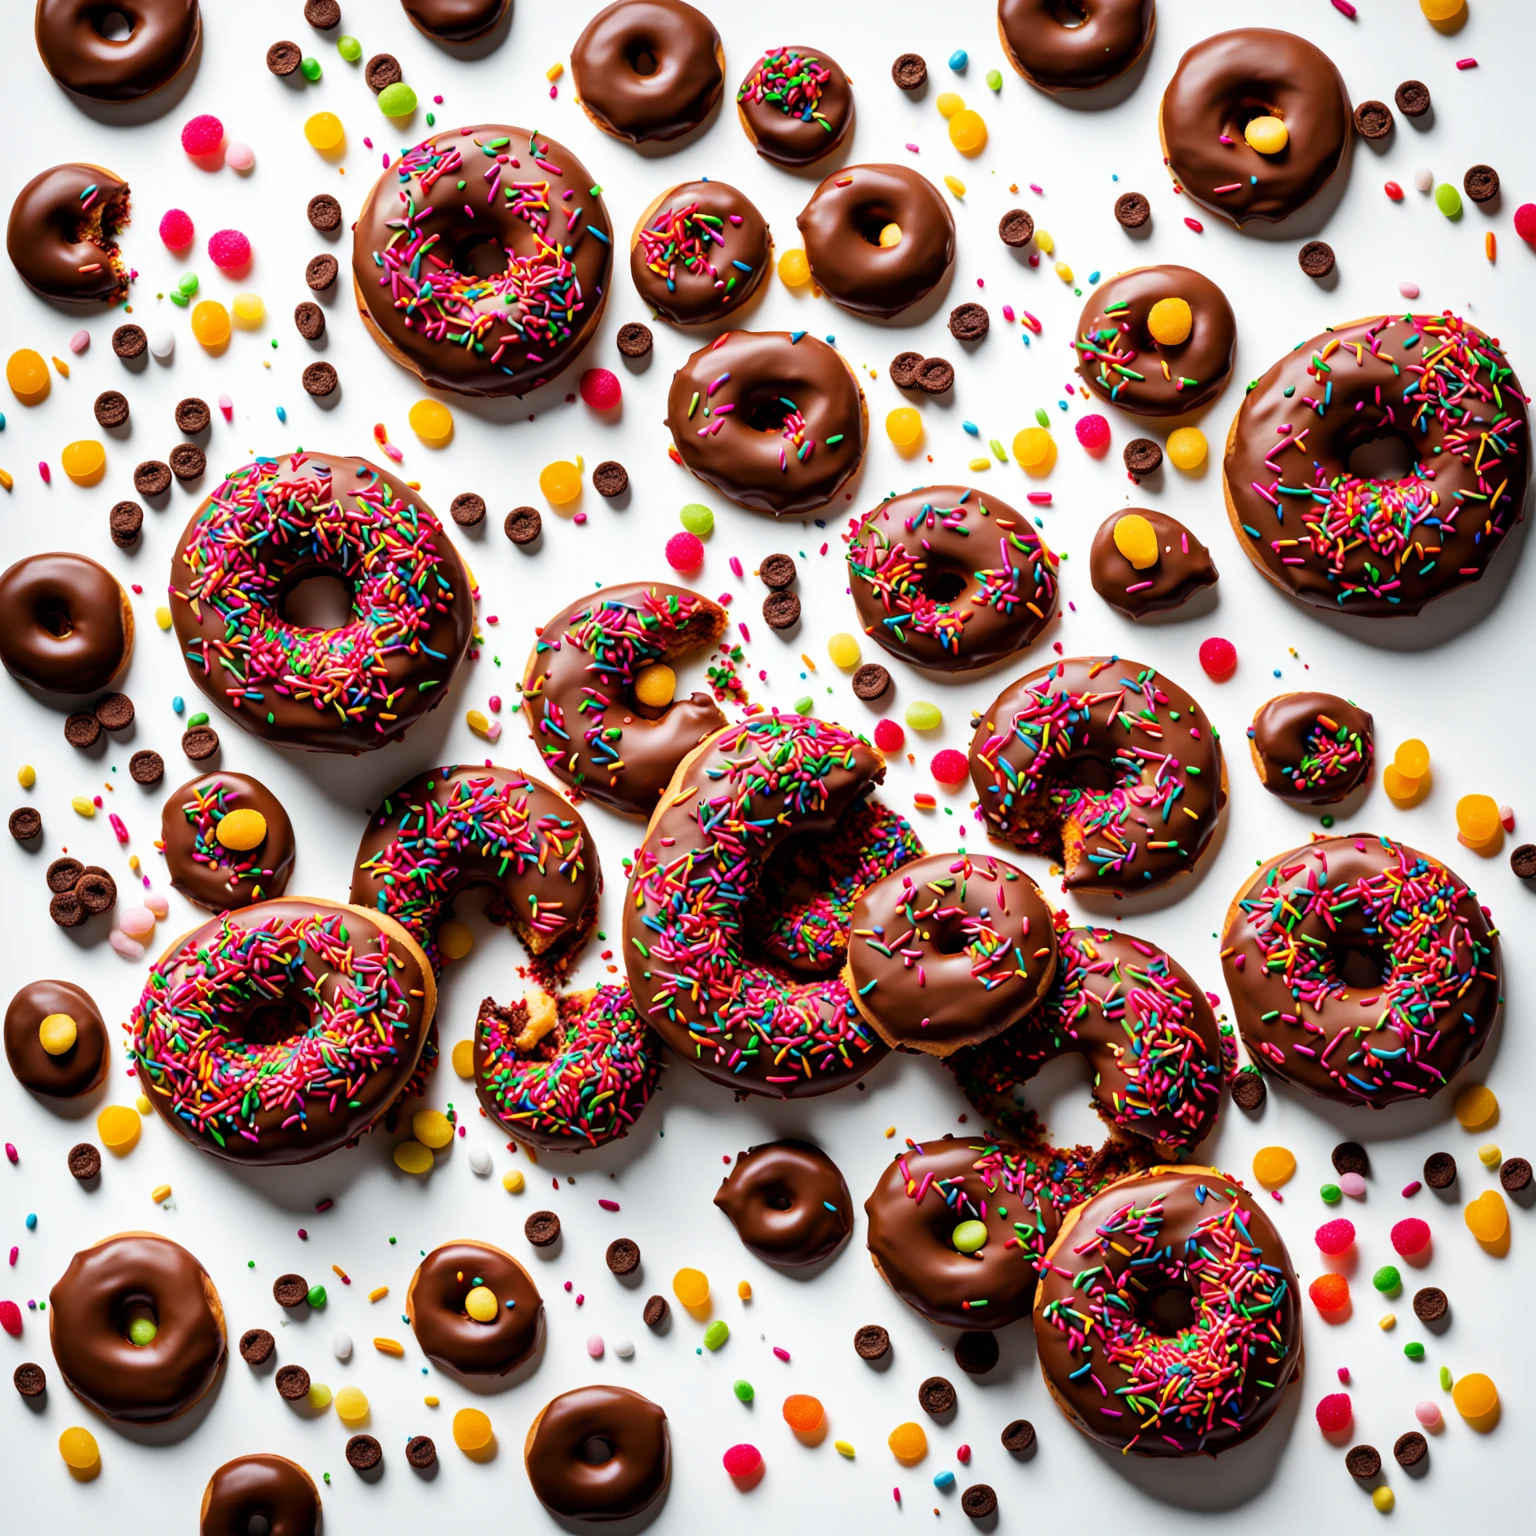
[968,657,1227,898]
[526,1386,671,1523]
[667,330,867,517]
[522,583,729,818]
[130,898,436,1164]
[1220,835,1501,1107]
[736,45,855,168]
[160,772,296,912]
[352,125,612,397]
[844,486,1060,673]
[624,713,917,1098]
[7,163,130,305]
[1225,313,1530,617]
[0,551,132,695]
[170,451,474,753]
[406,1240,543,1377]
[998,0,1155,94]
[35,0,200,102]
[1035,1167,1301,1457]
[630,181,772,327]
[200,1455,320,1536]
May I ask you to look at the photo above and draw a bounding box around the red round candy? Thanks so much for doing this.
[1314,1392,1352,1434]
[207,229,252,271]
[181,113,225,157]
[1390,1217,1431,1257]
[1315,1218,1355,1255]
[930,748,968,786]
[1075,413,1111,454]
[1385,181,1404,202]
[159,209,195,250]
[580,367,622,410]
[722,1443,762,1478]
[1198,636,1237,681]
[665,532,704,572]
[0,1298,20,1336]
[873,719,905,753]
[1308,1273,1350,1313]
[1515,203,1536,245]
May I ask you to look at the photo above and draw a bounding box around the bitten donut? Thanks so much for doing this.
[473,986,661,1150]
[161,772,296,912]
[526,1386,671,1523]
[200,1455,320,1536]
[522,583,729,817]
[352,764,600,970]
[846,852,1058,1057]
[171,452,473,752]
[667,330,867,516]
[631,181,771,326]
[1035,1166,1301,1456]
[1089,509,1217,619]
[1225,314,1530,617]
[401,0,511,42]
[1248,692,1373,804]
[844,486,1060,672]
[5,979,109,1099]
[49,1233,226,1423]
[1074,266,1237,416]
[7,164,130,305]
[1160,29,1351,227]
[624,714,914,1098]
[951,922,1224,1158]
[715,1140,852,1267]
[797,165,955,319]
[736,46,855,168]
[998,0,1155,93]
[352,125,612,397]
[129,898,436,1164]
[35,0,200,101]
[571,0,724,145]
[1221,835,1501,1107]
[0,552,132,695]
[969,657,1227,898]
[407,1240,544,1377]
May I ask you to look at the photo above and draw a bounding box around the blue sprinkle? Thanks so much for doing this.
[1112,173,1120,182]
[1088,271,1100,284]
[276,405,288,423]
[934,1470,956,1489]
[25,1213,37,1229]
[173,696,185,714]
[962,420,979,436]
[824,334,835,345]
[0,412,6,430]
[949,49,968,71]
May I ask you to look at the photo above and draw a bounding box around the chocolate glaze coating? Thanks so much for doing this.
[572,1,723,144]
[1074,265,1237,416]
[35,0,200,101]
[401,0,510,42]
[526,1385,671,1522]
[1249,692,1373,804]
[998,0,1155,93]
[49,1233,226,1423]
[407,1240,543,1376]
[0,552,129,695]
[1089,508,1218,618]
[161,772,297,911]
[714,1139,853,1266]
[7,163,129,305]
[200,1454,319,1536]
[846,486,1059,672]
[847,852,1058,1056]
[4,979,109,1099]
[797,164,955,319]
[1161,29,1351,226]
[667,330,866,517]
[737,45,854,168]
[352,126,612,398]
[630,181,771,327]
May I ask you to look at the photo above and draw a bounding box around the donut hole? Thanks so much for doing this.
[1234,100,1286,135]
[114,1293,159,1346]
[857,209,900,248]
[745,397,797,434]
[1046,754,1115,796]
[243,1519,273,1536]
[1345,430,1418,484]
[242,999,314,1047]
[94,10,134,42]
[451,234,515,280]
[1331,941,1387,990]
[1135,1283,1197,1337]
[1050,0,1089,26]
[580,1434,618,1465]
[37,602,75,641]
[920,567,968,605]
[625,42,660,78]
[279,568,357,631]
[764,1187,796,1212]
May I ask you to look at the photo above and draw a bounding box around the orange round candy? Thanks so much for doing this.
[1383,764,1425,806]
[191,300,231,347]
[1394,738,1431,778]
[58,1425,99,1470]
[948,110,987,154]
[1456,794,1501,845]
[6,348,50,404]
[782,1394,824,1433]
[60,439,106,486]
[453,1406,493,1451]
[540,460,581,505]
[888,1421,927,1463]
[1308,1272,1350,1313]
[1252,1146,1296,1188]
[672,1267,709,1308]
[778,249,811,287]
[1451,1372,1498,1424]
[886,407,922,450]
[1455,1082,1498,1129]
[1464,1190,1508,1243]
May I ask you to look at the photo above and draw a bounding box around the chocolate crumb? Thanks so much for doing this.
[524,1210,560,1247]
[175,396,211,433]
[505,506,542,546]
[961,1484,997,1521]
[346,1434,382,1472]
[617,321,653,358]
[169,444,206,482]
[450,492,486,527]
[182,725,220,761]
[948,302,989,342]
[998,207,1035,247]
[1331,1141,1369,1176]
[64,712,102,750]
[67,1142,101,1181]
[240,1328,276,1366]
[8,807,41,842]
[853,1323,890,1361]
[307,194,342,233]
[1114,191,1151,230]
[95,692,134,731]
[275,1363,310,1400]
[763,591,801,630]
[853,663,892,702]
[13,1362,46,1398]
[890,350,923,388]
[606,1238,640,1276]
[1500,1155,1532,1193]
[93,390,129,428]
[112,323,147,359]
[1464,164,1500,204]
[1353,100,1393,140]
[1123,437,1163,476]
[406,1435,436,1469]
[1395,80,1431,118]
[129,750,165,785]
[266,41,302,77]
[1394,1431,1428,1468]
[1423,1151,1456,1189]
[918,1375,956,1416]
[593,460,628,497]
[134,460,172,497]
[916,356,954,394]
[302,362,338,397]
[955,1331,999,1376]
[47,857,85,893]
[1298,240,1336,278]
[1412,1286,1447,1324]
[365,53,402,92]
[642,1294,669,1329]
[110,500,144,546]
[272,1273,309,1308]
[759,553,797,589]
[294,301,326,340]
[892,53,927,91]
[1346,1443,1381,1479]
[1001,1419,1036,1455]
[305,254,339,291]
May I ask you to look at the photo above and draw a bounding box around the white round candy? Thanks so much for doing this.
[468,1145,492,1176]
[149,327,176,359]
[332,1331,352,1361]
[613,1336,635,1359]
[1414,167,1434,194]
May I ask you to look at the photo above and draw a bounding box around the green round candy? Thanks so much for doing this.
[1372,1265,1401,1294]
[169,290,189,307]
[338,35,362,62]
[378,82,419,118]
[733,1379,754,1402]
[300,57,322,82]
[793,696,814,715]
[1320,1183,1341,1204]
[905,701,942,731]
[1435,183,1462,218]
[307,1284,327,1308]
[986,69,1002,91]
[952,1219,988,1254]
[128,1316,158,1346]
[703,1320,730,1351]
[680,503,714,536]
[178,272,199,295]
[1404,1341,1426,1360]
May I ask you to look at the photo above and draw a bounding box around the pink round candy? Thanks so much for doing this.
[145,893,170,917]
[207,229,252,271]
[1399,282,1421,300]
[1199,636,1238,681]
[873,718,905,753]
[180,113,224,157]
[665,532,704,572]
[586,1334,604,1359]
[1075,413,1111,454]
[722,1443,762,1479]
[1339,1172,1367,1198]
[109,929,145,960]
[1415,1401,1443,1429]
[226,142,255,172]
[1315,1218,1355,1256]
[69,329,90,354]
[579,367,622,410]
[1391,1217,1431,1257]
[930,749,968,786]
[1314,1392,1352,1434]
[119,906,156,939]
[159,208,195,249]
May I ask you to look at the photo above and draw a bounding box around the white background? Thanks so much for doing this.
[1,1,1532,1531]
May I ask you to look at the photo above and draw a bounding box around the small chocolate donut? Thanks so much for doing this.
[998,0,1156,94]
[7,163,130,305]
[666,330,867,517]
[4,979,109,1099]
[199,1454,320,1536]
[526,1385,671,1523]
[35,0,201,102]
[407,1240,544,1377]
[630,180,771,327]
[0,552,132,694]
[1089,508,1218,618]
[572,0,724,145]
[1248,692,1373,804]
[49,1232,226,1423]
[401,0,511,42]
[797,164,956,319]
[714,1140,853,1266]
[737,45,855,168]
[160,771,297,911]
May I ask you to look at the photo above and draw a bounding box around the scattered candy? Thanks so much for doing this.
[468,1145,492,1176]
[1200,636,1238,683]
[227,142,255,172]
[453,1407,493,1451]
[904,701,941,731]
[673,1268,709,1308]
[208,229,251,270]
[378,82,418,117]
[1166,426,1208,471]
[1457,794,1501,848]
[393,1141,433,1175]
[181,114,223,156]
[580,368,622,410]
[412,1110,453,1149]
[930,749,968,786]
[723,1442,762,1480]
[949,110,987,154]
[1074,414,1110,454]
[1415,1400,1442,1429]
[408,398,454,446]
[1455,1083,1497,1129]
[6,349,50,404]
[540,460,582,504]
[873,720,905,752]
[704,1320,730,1350]
[502,1169,525,1194]
[1309,1273,1350,1314]
[888,1421,927,1463]
[60,440,106,486]
[783,1394,824,1433]
[1373,1266,1402,1294]
[1464,1190,1508,1243]
[304,112,344,153]
[734,1379,755,1403]
[1373,1488,1395,1513]
[58,1426,99,1471]
[1451,1372,1498,1425]
[1515,204,1536,245]
[614,1337,635,1358]
[150,327,175,360]
[778,249,811,287]
[1314,1392,1352,1433]
[679,503,713,535]
[1012,426,1055,473]
[665,532,704,572]
[191,301,231,348]
[1391,1218,1431,1258]
[886,407,923,449]
[1315,1219,1355,1256]
[333,1332,353,1360]
[1435,182,1462,218]
[827,633,861,669]
[335,1385,369,1424]
[97,1104,140,1153]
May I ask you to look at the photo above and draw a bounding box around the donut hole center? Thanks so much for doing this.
[859,210,900,248]
[453,235,513,280]
[921,567,968,605]
[37,602,74,640]
[765,1187,795,1212]
[244,1519,273,1536]
[242,1000,314,1047]
[931,920,972,956]
[1051,1,1089,27]
[1332,942,1387,990]
[279,569,356,631]
[745,397,796,434]
[94,10,134,42]
[625,43,660,78]
[580,1435,617,1465]
[1234,100,1285,133]
[114,1294,159,1346]
[1136,1283,1197,1337]
[1047,754,1115,795]
[1346,431,1418,484]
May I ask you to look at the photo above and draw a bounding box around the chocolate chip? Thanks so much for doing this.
[642,1294,669,1329]
[998,207,1035,247]
[606,1238,640,1276]
[450,492,486,527]
[75,870,116,914]
[961,1484,997,1521]
[67,1142,101,1181]
[1353,100,1394,140]
[240,1327,276,1365]
[275,1363,310,1400]
[1423,1151,1456,1189]
[1115,191,1151,230]
[305,254,339,292]
[48,890,84,928]
[266,40,302,76]
[1231,1070,1267,1111]
[346,1434,382,1472]
[302,362,338,397]
[853,663,891,702]
[916,356,954,394]
[129,749,165,785]
[1123,437,1163,476]
[169,444,206,482]
[593,460,628,498]
[617,321,653,358]
[95,692,134,731]
[12,1360,47,1402]
[889,351,923,389]
[406,1435,437,1470]
[112,323,147,359]
[175,396,211,433]
[64,712,102,749]
[93,390,129,429]
[8,807,40,842]
[1412,1286,1447,1324]
[1395,80,1431,118]
[294,301,326,340]
[853,1323,890,1361]
[273,1273,309,1308]
[524,1210,560,1247]
[1299,240,1336,278]
[304,0,341,26]
[366,53,402,92]
[955,1331,999,1376]
[1001,1418,1036,1455]
[47,857,85,893]
[1511,843,1536,879]
[110,500,144,547]
[948,302,989,342]
[1346,1443,1381,1479]
[1393,1431,1428,1468]
[1500,1155,1532,1193]
[892,53,927,90]
[759,553,797,589]
[505,506,542,546]
[763,591,801,630]
[182,725,220,761]
[918,1375,956,1416]
[307,194,342,233]
[134,460,172,497]
[1331,1141,1369,1176]
[1464,164,1500,203]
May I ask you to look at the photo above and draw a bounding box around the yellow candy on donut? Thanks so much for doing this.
[39,1013,77,1055]
[215,808,268,851]
[464,1285,499,1322]
[1111,514,1159,571]
[1147,297,1193,347]
[1244,115,1289,155]
[878,223,903,248]
[634,663,676,708]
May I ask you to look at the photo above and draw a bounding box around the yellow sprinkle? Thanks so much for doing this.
[799,653,817,672]
[155,605,173,630]
[374,1337,405,1357]
[1035,229,1055,255]
[502,1168,525,1194]
[0,468,13,490]
[835,1440,856,1458]
[546,62,564,81]
[1379,1313,1396,1330]
[943,174,966,198]
[369,1285,389,1302]
[129,855,140,871]
[17,764,35,788]
[466,708,493,737]
[135,1094,151,1114]
[1054,262,1074,283]
[424,1395,440,1407]
[884,1126,896,1138]
[52,356,70,377]
[151,1184,172,1203]
[967,457,991,471]
[71,796,96,818]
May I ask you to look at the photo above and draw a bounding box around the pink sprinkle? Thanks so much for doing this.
[69,329,90,354]
[905,142,919,153]
[1331,0,1356,15]
[3,1145,15,1165]
[109,813,129,844]
[218,394,233,420]
[1029,184,1043,195]
[772,1346,790,1361]
[957,1444,971,1463]
[573,512,587,525]
[1402,1180,1422,1198]
[1337,1367,1350,1384]
[1184,217,1205,232]
[1002,304,1015,322]
[1456,58,1478,70]
[1399,282,1420,300]
[297,1228,308,1240]
[598,1198,619,1211]
[433,96,443,105]
[1026,492,1052,505]
[38,462,50,484]
[586,1333,604,1358]
[893,1488,901,1505]
[729,556,744,579]
[7,1247,15,1266]
[738,622,751,643]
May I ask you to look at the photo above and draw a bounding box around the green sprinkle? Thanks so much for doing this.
[1034,407,1050,428]
[1440,1366,1453,1389]
[178,272,199,296]
[188,711,210,727]
[986,69,1002,91]
[1320,1182,1341,1204]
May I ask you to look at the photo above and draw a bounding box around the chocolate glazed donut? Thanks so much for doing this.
[736,45,855,168]
[1161,29,1351,226]
[1089,509,1218,619]
[7,164,130,305]
[49,1232,226,1423]
[35,0,200,102]
[200,1455,320,1536]
[526,1386,671,1523]
[797,164,955,319]
[1249,692,1373,804]
[667,330,867,517]
[715,1140,853,1266]
[161,772,297,912]
[630,180,772,327]
[0,552,131,695]
[407,1240,544,1376]
[5,979,110,1099]
[401,0,511,42]
[998,0,1156,93]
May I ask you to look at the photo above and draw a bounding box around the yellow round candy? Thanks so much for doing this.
[135,1094,151,1114]
[98,1103,141,1153]
[1112,514,1159,571]
[942,175,966,198]
[1244,115,1290,155]
[878,223,903,248]
[215,808,267,851]
[60,440,106,486]
[304,112,345,152]
[413,1109,454,1149]
[393,1140,433,1174]
[1451,1371,1499,1424]
[1034,229,1055,256]
[439,920,473,961]
[39,1013,77,1056]
[451,1038,475,1078]
[778,248,811,287]
[634,663,676,708]
[17,765,35,788]
[71,796,96,818]
[1456,794,1501,845]
[948,109,987,155]
[1420,0,1465,19]
[1166,427,1208,471]
[453,1407,493,1451]
[886,407,922,450]
[827,633,861,669]
[1394,739,1431,778]
[673,1267,710,1308]
[888,1421,928,1463]
[58,1426,99,1471]
[191,300,231,348]
[7,348,50,404]
[1372,1487,1395,1513]
[156,605,173,630]
[1455,1082,1498,1130]
[465,1285,499,1323]
[232,293,265,328]
[1465,1190,1508,1243]
[308,1382,333,1410]
[502,1168,525,1194]
[1383,764,1426,806]
[935,92,964,119]
[737,1280,752,1300]
[540,460,581,504]
[1012,427,1056,475]
[335,1385,369,1424]
[1252,1145,1296,1188]
[1147,297,1193,347]
[1479,1142,1502,1167]
[409,398,454,446]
